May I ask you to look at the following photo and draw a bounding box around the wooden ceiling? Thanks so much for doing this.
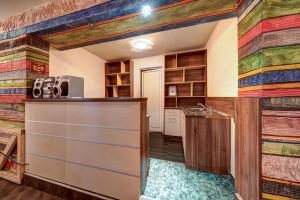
[0,0,237,50]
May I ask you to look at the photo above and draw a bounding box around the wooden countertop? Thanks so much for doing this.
[24,97,147,102]
[180,107,231,119]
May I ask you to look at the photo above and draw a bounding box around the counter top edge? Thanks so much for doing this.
[24,98,147,103]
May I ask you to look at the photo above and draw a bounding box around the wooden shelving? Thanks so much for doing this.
[164,50,207,108]
[105,60,133,97]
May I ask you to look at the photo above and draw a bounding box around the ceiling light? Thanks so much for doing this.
[131,38,153,51]
[141,5,152,16]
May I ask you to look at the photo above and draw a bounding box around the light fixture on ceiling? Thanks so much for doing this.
[141,5,152,16]
[131,38,153,52]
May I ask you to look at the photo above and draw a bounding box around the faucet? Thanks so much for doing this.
[197,102,213,113]
[197,102,207,110]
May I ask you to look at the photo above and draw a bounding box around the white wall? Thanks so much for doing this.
[49,48,106,98]
[205,18,238,97]
[205,17,238,177]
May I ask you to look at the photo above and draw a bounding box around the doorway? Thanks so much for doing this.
[141,68,163,132]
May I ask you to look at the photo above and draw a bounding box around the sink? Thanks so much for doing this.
[189,108,205,112]
[188,107,207,115]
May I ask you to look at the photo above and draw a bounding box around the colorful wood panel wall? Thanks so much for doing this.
[0,34,49,176]
[238,0,300,97]
[261,97,300,200]
[0,0,237,50]
[238,0,300,199]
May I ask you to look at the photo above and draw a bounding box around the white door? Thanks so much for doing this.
[142,69,162,132]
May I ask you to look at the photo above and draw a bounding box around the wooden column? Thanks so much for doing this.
[0,34,49,183]
[235,98,261,200]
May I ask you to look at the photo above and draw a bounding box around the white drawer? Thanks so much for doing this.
[165,109,181,117]
[164,109,181,136]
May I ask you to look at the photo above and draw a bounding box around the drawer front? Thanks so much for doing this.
[165,109,181,118]
[165,122,181,136]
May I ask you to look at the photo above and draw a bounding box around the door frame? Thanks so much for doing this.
[140,67,164,133]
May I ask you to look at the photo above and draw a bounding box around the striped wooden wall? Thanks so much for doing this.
[0,35,49,174]
[238,0,300,199]
[238,0,300,97]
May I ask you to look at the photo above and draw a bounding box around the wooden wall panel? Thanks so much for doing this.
[206,97,236,120]
[261,97,300,199]
[235,98,261,200]
[0,35,49,183]
[238,0,300,97]
[262,154,300,183]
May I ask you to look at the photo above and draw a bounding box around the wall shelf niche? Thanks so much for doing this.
[105,60,133,97]
[164,50,207,108]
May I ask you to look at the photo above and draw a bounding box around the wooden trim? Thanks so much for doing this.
[140,101,149,194]
[0,129,25,184]
[24,98,147,102]
[0,135,17,169]
[23,174,115,200]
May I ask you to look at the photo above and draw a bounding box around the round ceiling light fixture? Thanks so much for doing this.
[131,38,153,52]
[141,5,152,16]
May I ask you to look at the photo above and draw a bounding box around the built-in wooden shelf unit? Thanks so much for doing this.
[164,50,207,108]
[105,60,133,97]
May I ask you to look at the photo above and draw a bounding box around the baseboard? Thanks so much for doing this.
[235,193,243,200]
[23,173,115,200]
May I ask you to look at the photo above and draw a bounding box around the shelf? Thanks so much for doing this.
[165,65,206,71]
[106,84,130,87]
[118,72,130,75]
[165,81,205,85]
[105,60,133,97]
[177,96,205,98]
[165,96,177,98]
[164,49,207,108]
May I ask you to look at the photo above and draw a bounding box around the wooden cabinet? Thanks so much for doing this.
[185,116,231,175]
[164,109,181,136]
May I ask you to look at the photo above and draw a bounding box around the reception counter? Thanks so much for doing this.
[24,98,149,200]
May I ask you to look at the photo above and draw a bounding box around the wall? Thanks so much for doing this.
[238,0,300,199]
[49,48,106,98]
[205,17,238,97]
[205,17,238,178]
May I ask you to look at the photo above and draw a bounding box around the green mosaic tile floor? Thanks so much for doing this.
[143,158,235,200]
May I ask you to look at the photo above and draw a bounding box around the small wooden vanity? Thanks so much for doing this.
[165,106,231,175]
[181,108,231,175]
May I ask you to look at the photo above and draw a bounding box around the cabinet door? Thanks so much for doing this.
[165,109,181,136]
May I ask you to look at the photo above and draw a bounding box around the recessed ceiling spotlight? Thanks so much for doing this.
[141,5,152,16]
[131,38,153,51]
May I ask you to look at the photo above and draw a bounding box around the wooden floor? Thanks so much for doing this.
[0,179,62,200]
[150,132,185,163]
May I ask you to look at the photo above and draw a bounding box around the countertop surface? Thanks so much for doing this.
[177,107,231,119]
[24,97,147,102]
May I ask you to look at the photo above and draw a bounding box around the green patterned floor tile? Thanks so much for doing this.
[143,159,235,200]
